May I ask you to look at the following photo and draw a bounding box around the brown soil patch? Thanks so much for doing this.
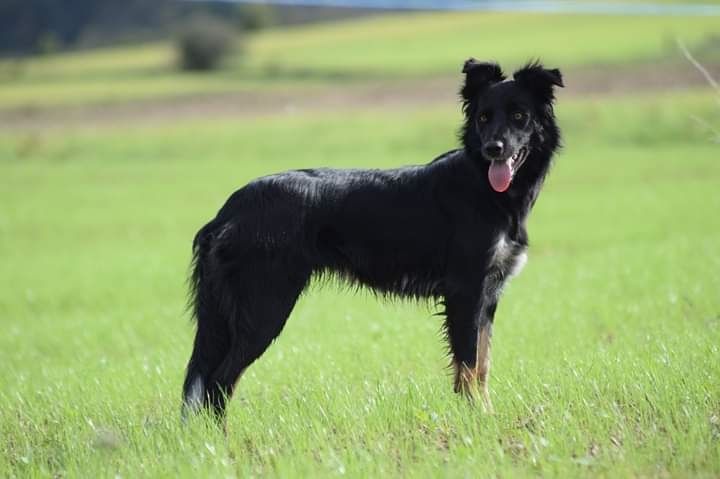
[2,61,718,132]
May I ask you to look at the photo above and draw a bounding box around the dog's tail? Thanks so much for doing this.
[187,221,214,321]
[182,219,228,418]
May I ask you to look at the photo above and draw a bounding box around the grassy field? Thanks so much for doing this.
[1,10,720,479]
[1,88,719,476]
[1,11,719,110]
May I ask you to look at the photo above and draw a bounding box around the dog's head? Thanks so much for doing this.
[460,59,563,193]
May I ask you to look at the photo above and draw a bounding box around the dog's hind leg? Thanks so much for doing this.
[201,258,312,420]
[182,220,231,420]
[182,291,232,420]
[182,317,231,420]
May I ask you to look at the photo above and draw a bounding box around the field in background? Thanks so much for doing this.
[1,9,719,478]
[1,11,719,110]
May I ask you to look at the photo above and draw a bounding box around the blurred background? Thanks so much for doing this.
[1,1,719,476]
[1,0,718,125]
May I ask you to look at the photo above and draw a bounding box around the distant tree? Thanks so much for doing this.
[0,0,372,57]
[0,0,174,55]
[177,15,238,72]
[235,4,275,32]
[0,0,94,55]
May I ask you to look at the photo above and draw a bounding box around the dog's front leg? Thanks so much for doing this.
[444,287,498,413]
[474,318,493,413]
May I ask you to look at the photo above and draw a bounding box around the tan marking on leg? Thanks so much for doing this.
[451,324,494,412]
[476,322,494,413]
[453,360,480,400]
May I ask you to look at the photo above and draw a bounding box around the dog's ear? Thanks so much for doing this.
[461,58,505,102]
[513,61,564,103]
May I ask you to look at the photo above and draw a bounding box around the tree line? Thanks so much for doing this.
[0,1,377,56]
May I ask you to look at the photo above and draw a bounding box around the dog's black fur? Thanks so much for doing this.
[182,59,563,419]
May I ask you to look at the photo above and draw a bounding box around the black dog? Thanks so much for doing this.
[182,59,563,419]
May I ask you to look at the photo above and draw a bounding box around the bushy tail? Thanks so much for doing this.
[182,219,230,417]
[187,221,213,319]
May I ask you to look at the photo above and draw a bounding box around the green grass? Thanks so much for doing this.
[246,12,718,73]
[1,11,718,110]
[1,87,719,477]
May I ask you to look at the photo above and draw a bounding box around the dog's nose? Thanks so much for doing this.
[482,141,504,159]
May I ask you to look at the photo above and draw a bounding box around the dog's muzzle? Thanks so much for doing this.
[487,147,528,192]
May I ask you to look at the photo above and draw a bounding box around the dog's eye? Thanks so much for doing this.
[513,112,525,121]
[478,114,488,123]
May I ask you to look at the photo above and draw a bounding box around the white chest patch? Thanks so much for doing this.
[489,233,527,278]
[510,250,528,278]
[490,234,511,266]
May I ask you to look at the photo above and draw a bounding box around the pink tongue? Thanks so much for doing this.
[488,160,512,192]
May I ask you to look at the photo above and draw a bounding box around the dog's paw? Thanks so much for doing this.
[452,362,494,413]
